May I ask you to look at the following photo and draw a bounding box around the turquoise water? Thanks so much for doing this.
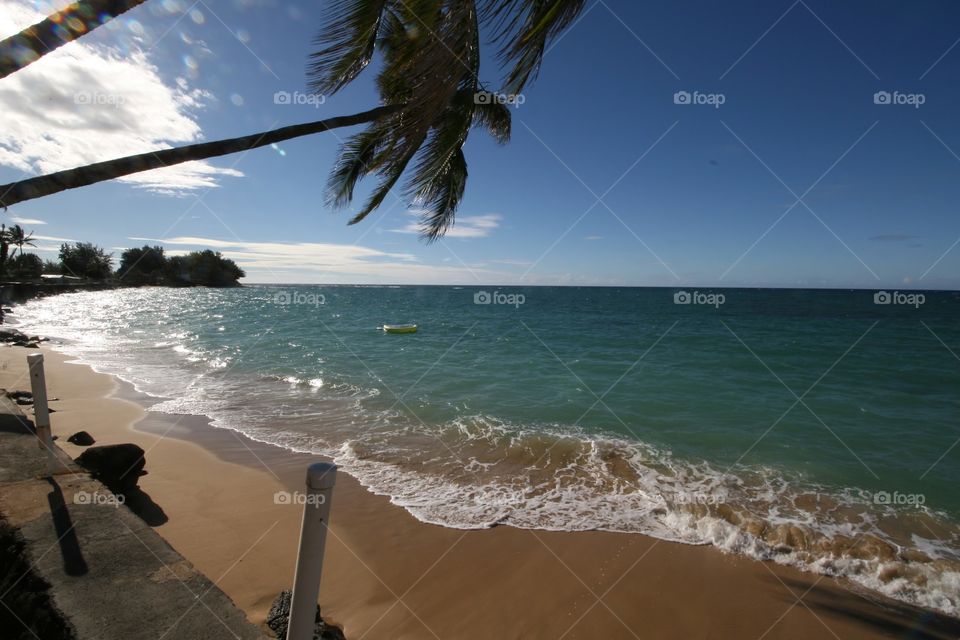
[16,286,960,614]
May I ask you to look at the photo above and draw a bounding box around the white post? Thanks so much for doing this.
[286,462,337,640]
[26,353,54,472]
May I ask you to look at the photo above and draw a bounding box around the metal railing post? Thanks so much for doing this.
[286,462,337,640]
[26,353,54,472]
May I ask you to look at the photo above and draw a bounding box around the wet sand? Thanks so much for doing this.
[2,344,957,639]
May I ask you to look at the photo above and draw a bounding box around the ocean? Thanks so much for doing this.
[14,285,960,614]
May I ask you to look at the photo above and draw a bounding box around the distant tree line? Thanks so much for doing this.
[0,231,244,287]
[116,246,245,287]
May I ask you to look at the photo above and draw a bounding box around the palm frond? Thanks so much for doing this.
[375,5,407,50]
[308,0,391,95]
[404,98,474,235]
[471,96,511,143]
[417,148,468,241]
[330,0,482,230]
[326,124,390,208]
[347,144,421,225]
[480,0,586,94]
[389,1,480,233]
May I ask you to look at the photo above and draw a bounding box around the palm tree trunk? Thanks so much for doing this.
[0,0,147,79]
[0,105,400,208]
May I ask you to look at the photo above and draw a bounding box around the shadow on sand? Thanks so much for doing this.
[119,486,168,527]
[769,575,960,640]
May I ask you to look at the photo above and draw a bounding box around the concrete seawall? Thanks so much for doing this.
[0,393,266,639]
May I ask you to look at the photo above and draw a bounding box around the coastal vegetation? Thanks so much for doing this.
[0,233,244,287]
[0,224,41,279]
[58,242,113,280]
[117,246,246,287]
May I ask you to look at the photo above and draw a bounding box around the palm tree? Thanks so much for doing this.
[0,225,9,266]
[0,0,586,239]
[0,0,147,80]
[6,224,35,257]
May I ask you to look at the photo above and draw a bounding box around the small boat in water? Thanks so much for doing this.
[382,323,418,334]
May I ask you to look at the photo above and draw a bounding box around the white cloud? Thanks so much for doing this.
[389,213,502,238]
[491,259,533,267]
[118,235,617,285]
[31,232,74,254]
[0,1,241,194]
[127,235,512,284]
[7,216,45,225]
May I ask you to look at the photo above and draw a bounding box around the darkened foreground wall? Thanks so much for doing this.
[0,393,266,639]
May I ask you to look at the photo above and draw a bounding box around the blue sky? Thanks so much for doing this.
[1,0,959,287]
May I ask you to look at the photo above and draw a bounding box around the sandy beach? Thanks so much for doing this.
[2,344,957,639]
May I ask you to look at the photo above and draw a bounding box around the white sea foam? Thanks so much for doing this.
[329,425,960,616]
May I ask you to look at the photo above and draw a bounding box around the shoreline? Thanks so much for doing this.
[2,345,958,638]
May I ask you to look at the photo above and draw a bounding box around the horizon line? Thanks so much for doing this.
[240,282,960,292]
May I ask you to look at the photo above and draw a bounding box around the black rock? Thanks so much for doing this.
[15,398,33,405]
[75,444,146,494]
[265,590,294,637]
[67,431,95,446]
[266,590,346,640]
[6,390,32,400]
